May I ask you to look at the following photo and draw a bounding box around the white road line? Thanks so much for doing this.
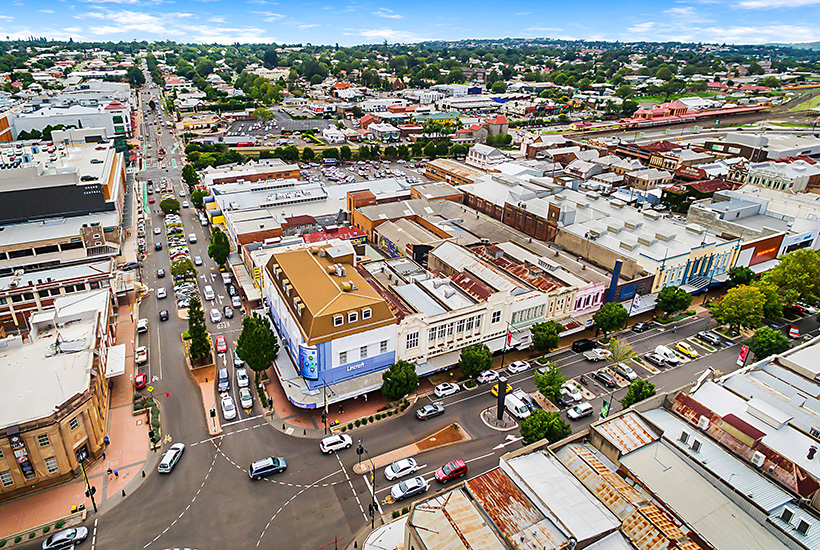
[466,452,496,463]
[337,454,367,521]
[91,518,98,550]
[220,414,264,428]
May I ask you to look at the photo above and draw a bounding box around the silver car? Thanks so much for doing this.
[42,527,89,549]
[157,443,185,474]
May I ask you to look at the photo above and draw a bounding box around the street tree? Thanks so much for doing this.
[381,360,419,402]
[236,313,280,383]
[171,257,197,281]
[208,226,230,267]
[423,142,437,159]
[748,326,791,360]
[593,302,628,335]
[159,197,181,215]
[533,362,565,403]
[727,266,755,288]
[754,280,784,320]
[182,164,200,189]
[710,284,765,333]
[656,285,692,318]
[459,343,493,379]
[339,145,352,161]
[186,296,211,363]
[614,84,633,98]
[531,320,563,356]
[190,188,207,210]
[607,337,636,365]
[148,99,156,111]
[763,249,820,305]
[301,147,315,161]
[519,410,571,445]
[619,379,656,409]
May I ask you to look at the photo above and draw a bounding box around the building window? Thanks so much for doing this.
[45,457,59,474]
[348,312,358,323]
[465,317,474,331]
[0,471,12,487]
[360,345,368,359]
[69,416,79,431]
[447,323,454,336]
[406,332,419,349]
[333,315,344,327]
[456,319,465,333]
[339,351,347,364]
[437,325,446,339]
[491,311,501,324]
[362,308,372,320]
[380,340,388,353]
[37,434,50,447]
[429,327,437,342]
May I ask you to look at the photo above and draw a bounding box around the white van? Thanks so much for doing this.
[188,233,197,244]
[221,273,232,286]
[654,345,681,365]
[505,394,531,420]
[203,285,215,301]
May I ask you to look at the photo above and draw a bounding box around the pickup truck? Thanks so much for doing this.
[583,348,612,362]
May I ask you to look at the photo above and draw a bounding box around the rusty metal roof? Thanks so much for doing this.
[408,488,506,550]
[594,412,660,455]
[471,244,567,294]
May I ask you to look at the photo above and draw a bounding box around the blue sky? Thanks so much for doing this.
[3,0,820,46]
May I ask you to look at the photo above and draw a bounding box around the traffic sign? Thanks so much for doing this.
[147,386,154,392]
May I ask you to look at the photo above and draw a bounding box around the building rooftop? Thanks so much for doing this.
[431,241,534,296]
[410,181,463,200]
[408,488,507,550]
[0,290,108,428]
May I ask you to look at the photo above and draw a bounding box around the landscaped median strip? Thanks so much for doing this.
[351,423,471,475]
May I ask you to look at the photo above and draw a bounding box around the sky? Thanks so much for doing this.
[3,0,820,46]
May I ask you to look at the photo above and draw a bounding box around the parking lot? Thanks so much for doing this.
[298,159,426,186]
[226,111,335,146]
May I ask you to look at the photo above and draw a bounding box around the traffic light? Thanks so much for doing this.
[85,485,97,497]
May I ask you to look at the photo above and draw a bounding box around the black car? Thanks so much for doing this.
[227,284,238,297]
[415,404,445,420]
[154,242,163,251]
[557,392,575,407]
[644,352,666,367]
[120,261,139,271]
[631,322,651,333]
[159,309,169,321]
[696,330,721,346]
[572,339,597,353]
[592,370,617,388]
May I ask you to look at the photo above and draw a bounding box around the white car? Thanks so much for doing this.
[507,360,529,374]
[320,434,352,454]
[136,318,149,333]
[210,308,222,323]
[390,476,429,501]
[236,367,249,388]
[156,288,167,299]
[221,394,237,420]
[135,346,148,364]
[561,383,583,402]
[194,256,203,266]
[239,387,253,410]
[153,227,161,235]
[385,458,418,481]
[567,402,594,420]
[614,363,638,381]
[434,382,459,398]
[477,370,500,384]
[231,296,242,309]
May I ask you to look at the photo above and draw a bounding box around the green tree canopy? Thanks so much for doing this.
[532,320,563,356]
[727,266,755,288]
[763,249,820,305]
[459,343,493,378]
[301,147,315,161]
[656,285,692,318]
[519,410,571,445]
[754,280,783,320]
[533,362,565,403]
[619,379,656,409]
[381,360,419,402]
[182,164,200,189]
[191,188,207,210]
[593,302,628,335]
[207,226,230,266]
[607,337,636,366]
[159,197,181,215]
[748,326,791,360]
[187,296,211,362]
[236,313,280,383]
[171,257,197,281]
[711,284,765,333]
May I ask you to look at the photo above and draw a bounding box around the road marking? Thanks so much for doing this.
[468,451,499,461]
[337,453,367,521]
[91,518,98,550]
[219,414,264,428]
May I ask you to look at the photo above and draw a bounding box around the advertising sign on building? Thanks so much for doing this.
[299,344,318,380]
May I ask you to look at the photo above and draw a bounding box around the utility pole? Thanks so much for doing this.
[322,383,328,435]
[364,448,377,529]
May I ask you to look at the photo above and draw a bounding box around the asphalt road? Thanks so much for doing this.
[17,75,820,550]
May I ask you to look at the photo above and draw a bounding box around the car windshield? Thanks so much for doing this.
[442,462,455,475]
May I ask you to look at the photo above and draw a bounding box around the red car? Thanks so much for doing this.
[148,197,156,204]
[434,459,468,483]
[789,325,800,339]
[134,372,147,390]
[215,335,227,353]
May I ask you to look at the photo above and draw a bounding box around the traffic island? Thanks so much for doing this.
[352,423,470,474]
[480,406,519,432]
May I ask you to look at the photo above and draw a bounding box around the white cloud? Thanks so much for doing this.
[208,15,226,23]
[0,15,14,21]
[628,21,656,33]
[298,24,320,30]
[359,28,425,42]
[664,6,711,22]
[253,10,284,21]
[736,0,820,7]
[74,11,106,19]
[38,9,55,14]
[166,12,195,18]
[247,0,277,4]
[700,24,820,42]
[372,8,403,19]
[180,24,275,43]
[515,11,531,15]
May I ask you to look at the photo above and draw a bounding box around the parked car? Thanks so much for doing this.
[136,318,149,333]
[248,456,286,479]
[433,382,459,398]
[193,256,203,266]
[215,335,227,354]
[223,305,234,319]
[583,348,612,362]
[134,372,147,390]
[631,322,651,333]
[385,458,418,481]
[157,268,165,278]
[696,331,721,346]
[561,383,583,402]
[614,363,638,381]
[239,387,253,410]
[676,341,699,358]
[435,459,468,483]
[645,352,666,367]
[221,394,237,420]
[210,308,222,323]
[789,325,801,339]
[415,403,445,420]
[232,296,242,309]
[320,434,353,454]
[236,367,249,388]
[135,346,148,364]
[42,527,88,549]
[154,242,163,251]
[491,382,514,397]
[157,443,185,473]
[390,476,428,501]
[506,360,529,374]
[567,402,594,420]
[153,227,161,235]
[592,370,617,388]
[558,390,576,407]
[476,370,500,384]
[572,339,597,353]
[233,350,245,368]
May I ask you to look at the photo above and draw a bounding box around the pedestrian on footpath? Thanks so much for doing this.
[107,468,113,476]
[114,469,119,478]
[102,450,106,460]
[104,435,110,446]
[363,394,368,403]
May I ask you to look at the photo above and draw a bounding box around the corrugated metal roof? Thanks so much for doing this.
[769,503,820,550]
[409,489,506,550]
[642,408,793,513]
[595,412,659,455]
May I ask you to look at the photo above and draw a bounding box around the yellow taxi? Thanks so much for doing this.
[676,341,699,358]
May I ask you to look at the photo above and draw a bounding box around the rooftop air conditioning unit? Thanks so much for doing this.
[697,415,709,430]
[752,451,766,467]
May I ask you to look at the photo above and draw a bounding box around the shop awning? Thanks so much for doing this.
[750,259,779,275]
[106,344,126,378]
